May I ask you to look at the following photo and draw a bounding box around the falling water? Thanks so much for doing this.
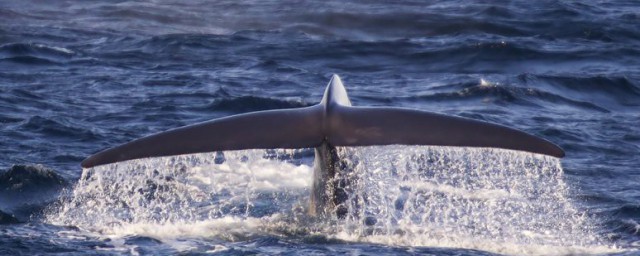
[329,146,610,254]
[46,146,613,255]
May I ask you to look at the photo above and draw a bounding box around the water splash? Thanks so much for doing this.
[328,146,613,255]
[46,146,615,255]
[47,150,312,231]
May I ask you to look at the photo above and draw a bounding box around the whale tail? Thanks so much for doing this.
[81,75,564,168]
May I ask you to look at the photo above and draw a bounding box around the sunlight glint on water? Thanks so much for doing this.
[46,146,611,255]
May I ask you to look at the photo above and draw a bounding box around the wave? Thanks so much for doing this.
[376,79,612,113]
[0,164,67,221]
[616,219,640,238]
[594,204,640,239]
[0,114,22,124]
[527,74,640,108]
[20,116,99,140]
[207,96,309,112]
[0,210,19,224]
[0,43,74,65]
[121,91,309,122]
[613,204,640,220]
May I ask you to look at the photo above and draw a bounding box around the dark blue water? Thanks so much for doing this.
[1,0,639,255]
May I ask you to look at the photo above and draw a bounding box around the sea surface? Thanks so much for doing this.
[1,0,639,255]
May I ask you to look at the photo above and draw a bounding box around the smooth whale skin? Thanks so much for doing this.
[82,74,565,217]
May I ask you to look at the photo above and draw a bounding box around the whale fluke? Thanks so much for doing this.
[82,74,564,168]
[81,106,325,168]
[328,106,565,158]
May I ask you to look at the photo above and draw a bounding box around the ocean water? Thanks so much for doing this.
[1,0,639,255]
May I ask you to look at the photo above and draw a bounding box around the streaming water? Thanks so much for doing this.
[45,146,613,255]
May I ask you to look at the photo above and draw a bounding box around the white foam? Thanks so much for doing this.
[33,43,75,54]
[109,216,278,241]
[480,78,494,87]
